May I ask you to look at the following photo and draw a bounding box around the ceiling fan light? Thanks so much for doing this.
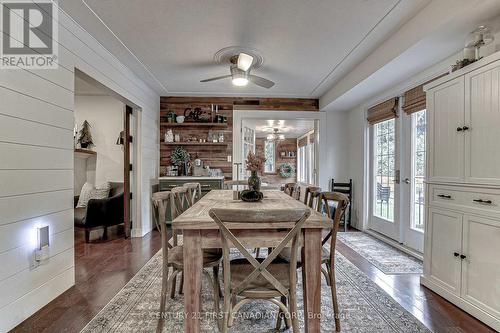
[237,53,253,71]
[232,77,248,86]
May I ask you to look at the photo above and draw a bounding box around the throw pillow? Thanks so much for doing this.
[77,182,95,208]
[91,182,111,200]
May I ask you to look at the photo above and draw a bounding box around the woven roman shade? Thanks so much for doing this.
[298,136,308,148]
[367,97,399,124]
[402,73,448,115]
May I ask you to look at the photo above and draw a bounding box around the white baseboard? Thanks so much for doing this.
[130,228,144,238]
[364,229,423,261]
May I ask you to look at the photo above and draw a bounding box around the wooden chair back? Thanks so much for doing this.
[319,192,349,261]
[183,182,202,207]
[283,183,296,196]
[209,208,310,297]
[152,191,172,261]
[304,186,321,206]
[170,186,189,219]
[307,189,322,210]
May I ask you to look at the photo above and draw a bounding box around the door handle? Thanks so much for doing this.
[462,126,470,131]
[457,127,463,132]
[460,254,467,260]
[453,252,460,257]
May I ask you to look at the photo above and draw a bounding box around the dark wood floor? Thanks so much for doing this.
[11,229,495,333]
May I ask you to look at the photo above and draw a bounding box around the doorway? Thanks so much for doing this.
[73,70,135,242]
[368,107,426,252]
[233,110,327,189]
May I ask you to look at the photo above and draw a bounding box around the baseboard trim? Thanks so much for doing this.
[364,229,423,261]
[130,228,144,238]
[420,276,500,332]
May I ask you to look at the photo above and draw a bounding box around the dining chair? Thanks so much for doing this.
[283,183,296,196]
[279,191,349,332]
[152,191,222,326]
[223,180,248,190]
[183,182,202,206]
[209,208,310,333]
[303,186,321,206]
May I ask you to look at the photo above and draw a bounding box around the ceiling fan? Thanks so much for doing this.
[200,53,275,88]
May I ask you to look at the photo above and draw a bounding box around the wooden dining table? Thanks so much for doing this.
[173,190,332,332]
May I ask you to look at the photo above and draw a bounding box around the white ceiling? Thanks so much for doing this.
[245,119,314,138]
[60,0,428,97]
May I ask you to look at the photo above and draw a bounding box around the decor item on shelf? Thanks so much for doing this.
[451,58,476,73]
[184,107,205,122]
[165,165,178,177]
[176,115,185,123]
[240,189,264,202]
[77,120,94,149]
[170,147,191,176]
[465,25,494,61]
[245,151,266,193]
[218,132,225,143]
[174,134,180,142]
[164,129,174,143]
[279,163,295,178]
[167,112,176,123]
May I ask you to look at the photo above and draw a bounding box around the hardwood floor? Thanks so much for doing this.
[11,229,494,333]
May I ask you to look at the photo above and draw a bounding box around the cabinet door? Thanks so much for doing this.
[425,207,463,295]
[427,77,465,183]
[465,61,500,185]
[461,215,500,319]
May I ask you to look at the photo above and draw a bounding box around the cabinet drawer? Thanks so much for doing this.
[429,184,500,215]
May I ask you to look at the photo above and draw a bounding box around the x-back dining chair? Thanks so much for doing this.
[279,191,349,332]
[223,180,248,190]
[209,208,311,333]
[152,189,222,324]
[183,182,202,206]
[303,186,321,206]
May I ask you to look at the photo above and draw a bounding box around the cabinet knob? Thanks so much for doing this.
[456,127,463,132]
[453,252,460,257]
[462,126,470,131]
[460,254,467,260]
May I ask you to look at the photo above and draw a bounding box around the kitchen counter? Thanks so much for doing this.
[158,176,225,180]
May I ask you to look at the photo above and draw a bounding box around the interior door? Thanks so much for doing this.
[369,118,400,241]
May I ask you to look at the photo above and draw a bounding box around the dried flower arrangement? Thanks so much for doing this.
[245,151,266,173]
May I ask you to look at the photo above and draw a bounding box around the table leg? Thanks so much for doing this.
[183,230,202,333]
[302,228,322,332]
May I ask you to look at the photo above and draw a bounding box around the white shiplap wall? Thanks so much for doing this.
[0,3,159,331]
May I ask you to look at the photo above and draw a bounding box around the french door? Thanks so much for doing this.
[369,110,426,252]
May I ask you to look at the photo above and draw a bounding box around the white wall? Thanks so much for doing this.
[74,95,125,193]
[0,3,159,331]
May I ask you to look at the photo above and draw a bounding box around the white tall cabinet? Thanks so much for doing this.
[422,53,500,332]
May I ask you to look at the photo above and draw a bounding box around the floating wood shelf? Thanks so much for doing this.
[161,142,228,147]
[74,148,96,156]
[160,122,228,128]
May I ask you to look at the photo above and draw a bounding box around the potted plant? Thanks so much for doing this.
[245,151,266,192]
[171,147,191,176]
[77,120,94,149]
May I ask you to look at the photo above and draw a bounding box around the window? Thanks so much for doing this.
[264,140,275,173]
[373,119,395,222]
[411,109,426,231]
[297,132,315,184]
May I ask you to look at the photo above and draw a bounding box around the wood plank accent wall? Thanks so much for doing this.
[160,97,318,178]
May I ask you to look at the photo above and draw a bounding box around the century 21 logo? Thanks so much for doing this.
[2,1,53,55]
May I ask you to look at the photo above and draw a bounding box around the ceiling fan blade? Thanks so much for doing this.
[249,75,275,89]
[237,53,253,71]
[200,75,231,82]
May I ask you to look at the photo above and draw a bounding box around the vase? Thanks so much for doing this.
[248,171,261,191]
[182,162,189,176]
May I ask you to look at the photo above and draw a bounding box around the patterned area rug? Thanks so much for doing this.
[337,232,423,274]
[81,250,430,332]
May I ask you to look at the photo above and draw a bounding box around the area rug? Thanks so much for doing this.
[337,232,423,274]
[81,249,430,332]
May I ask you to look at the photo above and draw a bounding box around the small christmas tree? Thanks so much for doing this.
[78,120,94,149]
